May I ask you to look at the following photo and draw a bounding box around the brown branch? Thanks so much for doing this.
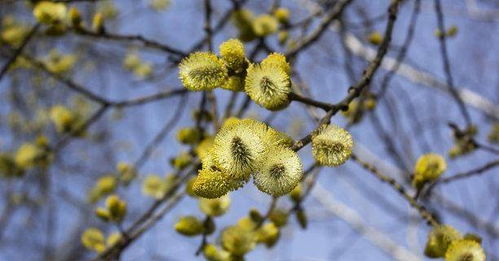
[23,54,187,107]
[288,92,332,111]
[285,0,354,58]
[434,0,472,126]
[76,29,186,57]
[425,159,499,194]
[377,0,421,98]
[351,153,439,226]
[291,0,403,152]
[113,89,188,107]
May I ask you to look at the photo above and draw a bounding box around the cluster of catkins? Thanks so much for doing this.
[191,118,301,198]
[179,38,293,111]
[186,117,354,199]
[178,38,355,198]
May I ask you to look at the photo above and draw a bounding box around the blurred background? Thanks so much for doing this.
[0,0,498,260]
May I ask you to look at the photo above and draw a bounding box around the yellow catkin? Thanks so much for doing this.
[412,153,446,190]
[252,147,303,197]
[199,195,231,216]
[245,63,291,111]
[445,239,485,261]
[424,225,462,258]
[311,125,353,166]
[178,52,228,91]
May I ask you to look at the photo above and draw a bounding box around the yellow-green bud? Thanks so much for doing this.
[367,31,383,45]
[68,7,82,28]
[174,216,204,236]
[142,175,168,199]
[199,195,231,217]
[424,225,462,258]
[95,207,111,222]
[14,143,46,170]
[256,222,280,248]
[50,105,75,133]
[203,243,231,261]
[106,232,122,247]
[33,1,67,25]
[269,209,288,227]
[92,13,105,33]
[236,217,258,231]
[221,225,256,256]
[116,162,136,185]
[273,8,290,24]
[171,152,192,170]
[81,228,106,253]
[252,15,278,37]
[446,25,458,37]
[412,153,446,190]
[0,153,24,177]
[278,30,289,45]
[105,195,127,222]
[231,9,257,42]
[176,127,202,144]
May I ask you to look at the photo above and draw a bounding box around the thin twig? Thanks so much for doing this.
[351,153,439,226]
[434,0,472,126]
[0,23,40,83]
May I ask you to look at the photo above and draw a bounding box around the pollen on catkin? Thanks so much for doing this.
[445,239,485,261]
[178,52,228,91]
[424,225,462,258]
[245,63,291,111]
[219,39,248,74]
[192,165,248,199]
[225,118,293,148]
[253,147,303,197]
[261,53,291,76]
[195,136,215,159]
[413,153,447,190]
[312,125,353,166]
[221,76,245,92]
[212,120,266,178]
